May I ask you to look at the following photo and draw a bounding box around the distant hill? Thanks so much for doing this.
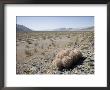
[53,28,73,31]
[53,26,94,31]
[16,24,32,32]
[16,24,94,32]
[80,26,94,31]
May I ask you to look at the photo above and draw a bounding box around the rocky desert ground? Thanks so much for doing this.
[16,31,94,74]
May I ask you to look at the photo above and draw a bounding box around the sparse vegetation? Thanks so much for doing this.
[26,39,33,44]
[25,49,33,57]
[16,31,94,74]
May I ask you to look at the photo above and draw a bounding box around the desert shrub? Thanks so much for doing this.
[25,49,33,57]
[41,52,45,55]
[34,43,38,46]
[67,35,70,38]
[42,36,46,40]
[24,68,31,74]
[47,35,52,39]
[26,45,30,48]
[34,48,38,53]
[26,39,33,44]
[67,42,73,47]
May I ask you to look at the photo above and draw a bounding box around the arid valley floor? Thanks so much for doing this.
[16,31,94,74]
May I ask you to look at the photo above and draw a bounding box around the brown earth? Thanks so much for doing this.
[16,31,94,74]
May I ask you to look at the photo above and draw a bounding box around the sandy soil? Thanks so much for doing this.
[16,31,94,74]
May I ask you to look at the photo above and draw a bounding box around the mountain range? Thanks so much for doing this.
[16,24,32,32]
[53,26,94,31]
[16,24,94,32]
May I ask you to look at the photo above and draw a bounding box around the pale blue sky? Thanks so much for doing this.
[16,16,94,31]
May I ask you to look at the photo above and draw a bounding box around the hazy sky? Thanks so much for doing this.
[16,16,94,31]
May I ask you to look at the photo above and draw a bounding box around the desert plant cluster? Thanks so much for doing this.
[16,31,94,74]
[52,48,83,70]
